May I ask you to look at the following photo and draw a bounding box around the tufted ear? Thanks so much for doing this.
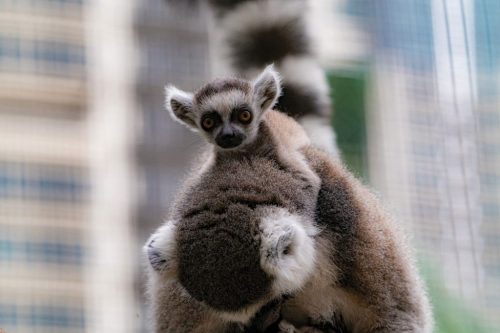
[252,64,282,113]
[144,220,178,278]
[165,85,198,131]
[259,208,317,295]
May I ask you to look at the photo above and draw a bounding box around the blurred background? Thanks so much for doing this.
[0,0,498,332]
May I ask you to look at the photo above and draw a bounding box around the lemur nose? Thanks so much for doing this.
[217,133,243,149]
[216,126,244,149]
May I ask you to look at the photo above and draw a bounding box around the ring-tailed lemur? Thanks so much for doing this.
[169,0,338,156]
[145,67,433,332]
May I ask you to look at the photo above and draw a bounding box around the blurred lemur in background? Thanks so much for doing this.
[191,0,338,156]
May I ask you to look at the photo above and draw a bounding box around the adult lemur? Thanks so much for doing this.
[145,66,433,332]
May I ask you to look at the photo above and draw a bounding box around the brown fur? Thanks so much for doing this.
[280,147,433,332]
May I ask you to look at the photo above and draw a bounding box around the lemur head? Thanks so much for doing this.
[165,65,281,150]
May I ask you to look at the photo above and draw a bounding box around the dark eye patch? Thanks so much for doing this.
[231,105,253,124]
[200,111,222,131]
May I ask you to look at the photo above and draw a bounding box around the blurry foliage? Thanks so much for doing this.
[328,67,369,182]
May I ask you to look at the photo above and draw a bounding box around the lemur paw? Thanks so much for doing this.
[144,220,177,273]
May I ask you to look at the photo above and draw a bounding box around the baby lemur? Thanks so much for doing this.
[145,66,433,332]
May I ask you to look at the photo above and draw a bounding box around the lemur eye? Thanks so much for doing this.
[202,117,215,130]
[238,110,252,124]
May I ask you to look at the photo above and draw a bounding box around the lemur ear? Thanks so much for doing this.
[165,85,197,131]
[252,64,282,113]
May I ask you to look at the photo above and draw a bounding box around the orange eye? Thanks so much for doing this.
[238,110,252,123]
[202,117,215,130]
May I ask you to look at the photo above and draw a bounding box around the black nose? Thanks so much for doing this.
[216,133,243,149]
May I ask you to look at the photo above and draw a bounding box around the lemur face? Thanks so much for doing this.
[165,65,281,150]
[198,98,253,149]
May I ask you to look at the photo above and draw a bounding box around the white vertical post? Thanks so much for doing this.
[367,56,414,231]
[84,0,138,332]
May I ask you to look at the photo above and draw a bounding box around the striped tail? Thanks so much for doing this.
[167,0,339,156]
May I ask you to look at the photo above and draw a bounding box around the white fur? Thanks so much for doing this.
[164,85,197,131]
[144,220,178,275]
[299,115,339,158]
[201,89,251,118]
[280,56,330,101]
[252,64,282,112]
[259,208,318,296]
